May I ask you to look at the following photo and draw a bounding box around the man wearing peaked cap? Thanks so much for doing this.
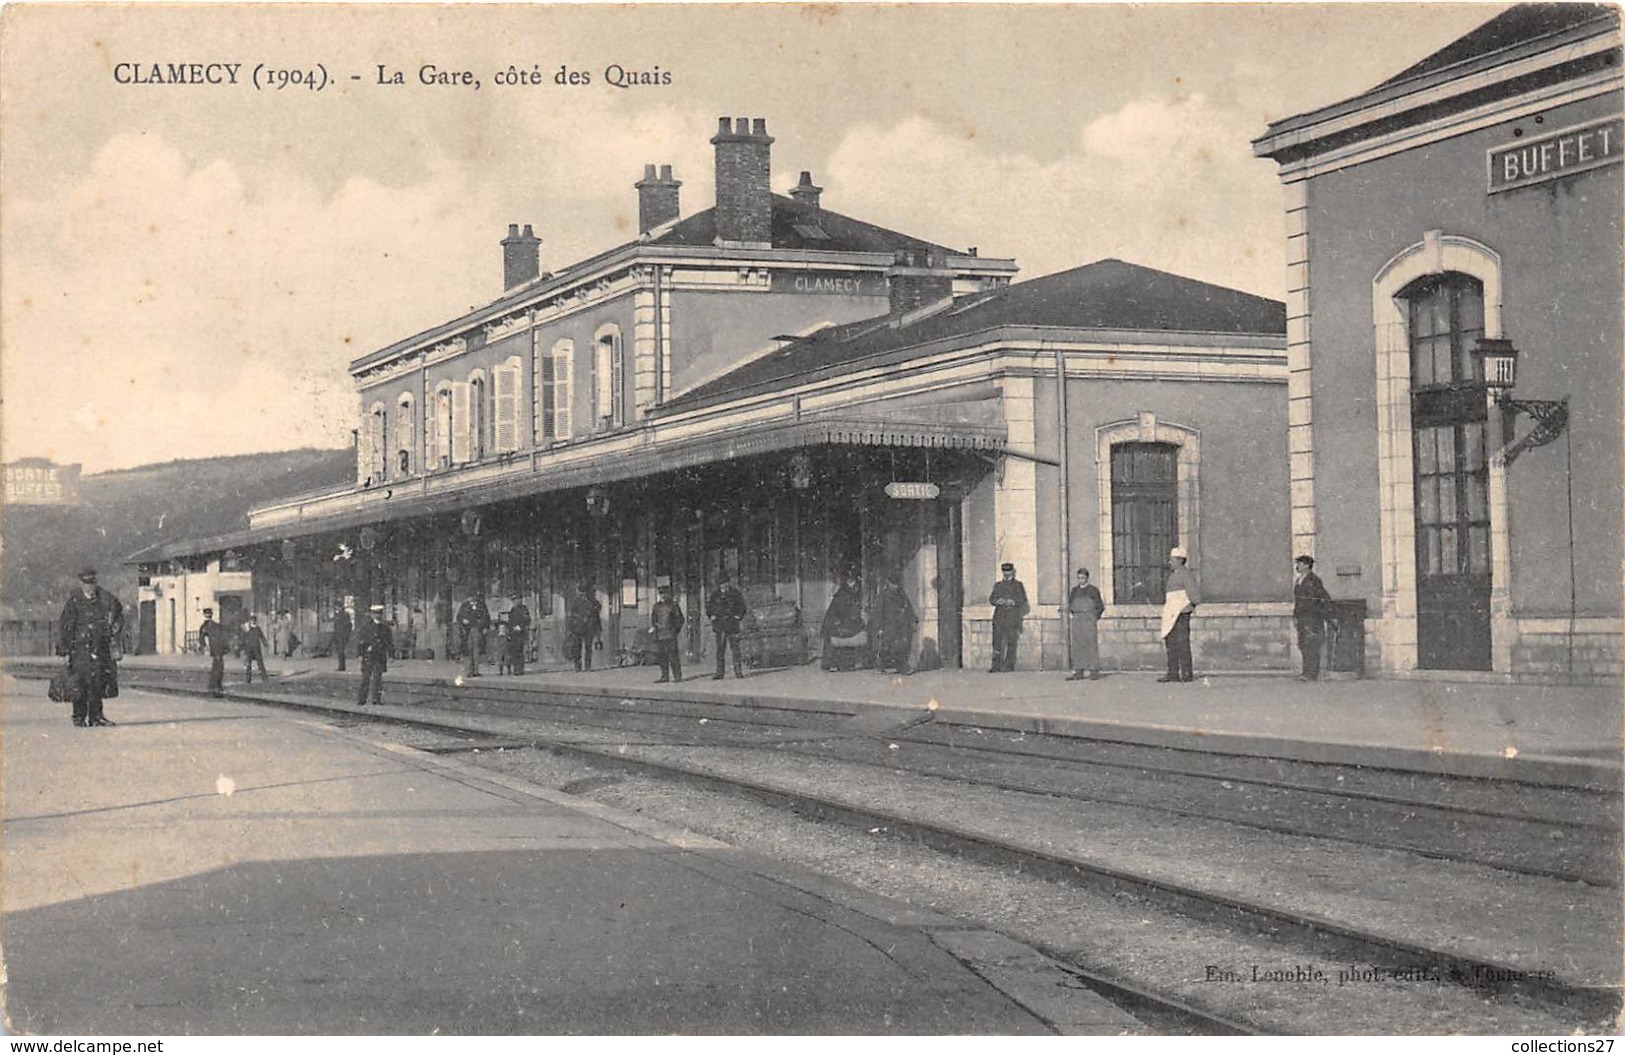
[58,565,124,726]
[355,604,392,707]
[988,562,1029,673]
[198,606,228,696]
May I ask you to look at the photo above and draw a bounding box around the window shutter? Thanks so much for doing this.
[610,333,624,427]
[425,391,441,468]
[495,363,518,452]
[451,382,472,464]
[376,408,388,481]
[553,346,572,440]
[540,353,555,444]
[357,411,373,485]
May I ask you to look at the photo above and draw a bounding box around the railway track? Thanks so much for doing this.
[22,666,1622,1033]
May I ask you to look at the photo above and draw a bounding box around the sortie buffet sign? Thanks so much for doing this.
[1487,116,1622,194]
[3,459,82,506]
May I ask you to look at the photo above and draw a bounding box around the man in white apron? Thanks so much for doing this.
[1158,547,1199,682]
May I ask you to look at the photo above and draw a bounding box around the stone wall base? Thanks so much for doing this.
[963,603,1297,673]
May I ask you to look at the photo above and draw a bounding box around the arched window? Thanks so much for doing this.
[396,392,415,476]
[593,324,623,428]
[432,382,456,468]
[1110,442,1179,603]
[361,401,387,486]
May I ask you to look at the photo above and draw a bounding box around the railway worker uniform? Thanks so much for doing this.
[356,605,392,706]
[988,563,1029,673]
[650,585,685,683]
[199,607,228,697]
[1293,555,1333,682]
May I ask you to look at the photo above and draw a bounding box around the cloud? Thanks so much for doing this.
[821,94,1285,295]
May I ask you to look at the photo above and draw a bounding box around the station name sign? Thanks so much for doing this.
[3,460,82,506]
[884,481,941,500]
[1488,117,1622,194]
[771,271,887,297]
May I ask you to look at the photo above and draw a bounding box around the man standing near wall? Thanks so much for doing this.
[988,563,1029,673]
[1293,555,1332,682]
[456,592,491,678]
[707,575,747,680]
[505,593,532,676]
[355,604,392,706]
[565,583,602,672]
[331,604,352,672]
[1159,548,1199,683]
[651,583,685,683]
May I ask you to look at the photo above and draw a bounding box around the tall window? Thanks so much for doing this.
[593,325,623,428]
[396,393,415,475]
[361,402,387,485]
[469,371,487,460]
[433,383,455,468]
[1404,273,1491,670]
[494,356,521,453]
[543,338,573,443]
[1406,275,1491,580]
[1110,442,1179,603]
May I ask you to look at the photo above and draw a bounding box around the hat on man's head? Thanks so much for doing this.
[1295,554,1315,568]
[77,567,97,582]
[1000,562,1015,571]
[203,607,214,615]
[1169,547,1188,560]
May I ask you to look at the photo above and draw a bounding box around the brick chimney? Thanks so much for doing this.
[886,249,955,317]
[501,223,541,290]
[711,116,774,246]
[789,170,823,210]
[635,164,682,233]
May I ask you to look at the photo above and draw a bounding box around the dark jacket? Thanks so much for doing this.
[506,602,532,634]
[989,579,1030,629]
[1068,584,1105,620]
[707,584,747,634]
[566,591,602,636]
[356,617,393,669]
[59,587,123,665]
[650,598,685,641]
[874,583,917,648]
[241,625,267,657]
[1294,572,1332,628]
[331,609,352,646]
[456,598,490,639]
[198,617,230,658]
[823,584,865,640]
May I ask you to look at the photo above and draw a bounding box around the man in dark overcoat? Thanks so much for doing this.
[505,593,532,676]
[1293,555,1334,681]
[565,583,602,672]
[988,562,1029,673]
[57,567,123,726]
[707,576,747,680]
[355,604,393,706]
[199,606,228,696]
[331,604,352,671]
[455,592,491,678]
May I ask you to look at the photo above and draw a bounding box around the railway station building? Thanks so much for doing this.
[136,117,1294,673]
[1252,3,1623,683]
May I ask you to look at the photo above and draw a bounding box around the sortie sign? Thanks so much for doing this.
[3,460,81,506]
[884,482,941,500]
[1488,117,1622,194]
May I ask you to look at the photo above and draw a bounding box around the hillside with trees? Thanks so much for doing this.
[1,448,352,621]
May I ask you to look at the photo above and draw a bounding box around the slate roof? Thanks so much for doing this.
[666,259,1286,410]
[647,193,960,256]
[1375,3,1617,90]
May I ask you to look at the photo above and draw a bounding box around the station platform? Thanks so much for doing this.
[13,651,1620,789]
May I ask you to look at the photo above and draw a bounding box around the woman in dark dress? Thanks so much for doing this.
[1066,568,1106,681]
[821,573,867,671]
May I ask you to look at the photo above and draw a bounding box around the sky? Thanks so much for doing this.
[0,3,1508,474]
